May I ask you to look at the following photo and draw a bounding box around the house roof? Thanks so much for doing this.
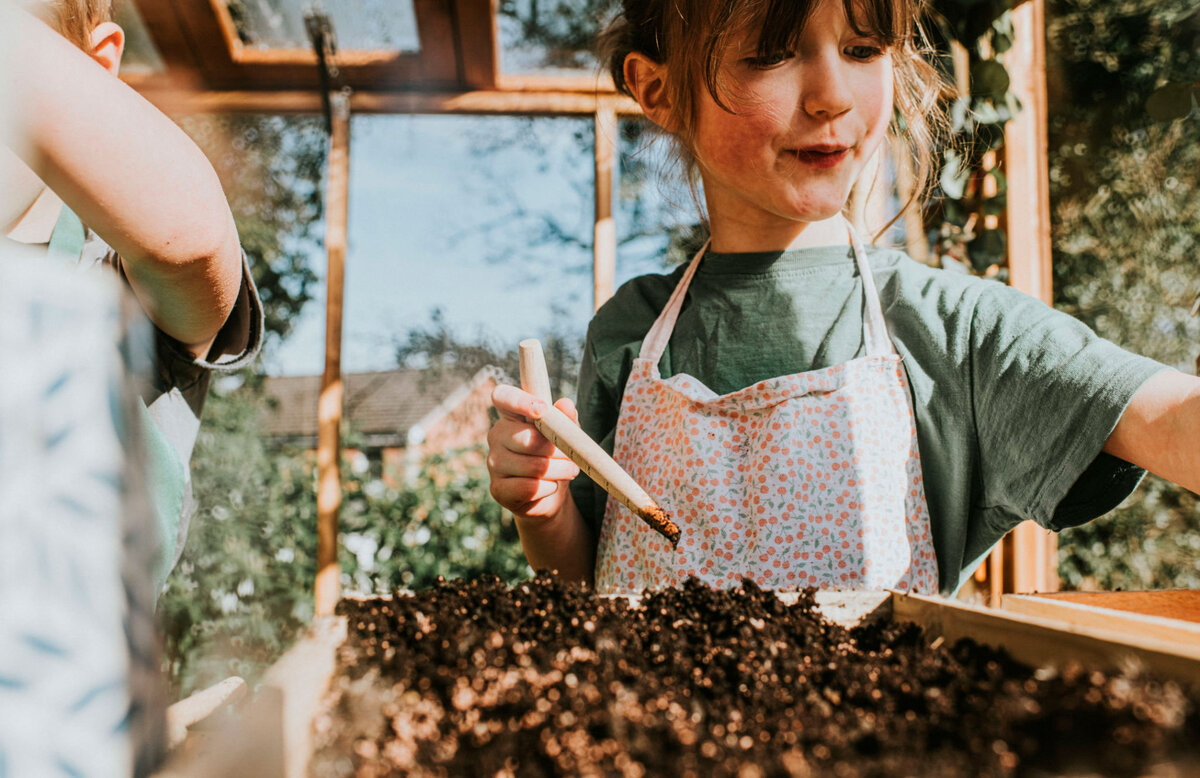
[261,367,499,447]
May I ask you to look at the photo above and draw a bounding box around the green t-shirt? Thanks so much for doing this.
[569,244,1168,594]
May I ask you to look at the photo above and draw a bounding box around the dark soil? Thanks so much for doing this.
[309,574,1200,777]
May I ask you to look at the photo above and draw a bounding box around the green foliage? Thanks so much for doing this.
[1147,80,1200,122]
[931,0,1018,45]
[161,382,530,699]
[1046,0,1200,590]
[497,0,621,69]
[160,114,329,697]
[164,113,545,702]
[177,114,327,341]
[339,452,531,595]
[1059,476,1200,590]
[159,379,317,700]
[925,2,1020,275]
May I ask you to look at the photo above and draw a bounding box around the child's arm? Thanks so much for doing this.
[1104,369,1200,494]
[487,385,596,581]
[0,5,242,358]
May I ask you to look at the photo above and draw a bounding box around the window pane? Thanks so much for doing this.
[273,115,595,377]
[614,117,701,282]
[1046,0,1200,370]
[498,0,619,76]
[229,0,420,52]
[1047,0,1200,590]
[115,1,165,74]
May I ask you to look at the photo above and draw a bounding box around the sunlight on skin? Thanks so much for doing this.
[1106,369,1200,496]
[0,4,243,357]
[628,1,894,254]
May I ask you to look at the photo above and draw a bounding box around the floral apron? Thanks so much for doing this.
[595,221,939,595]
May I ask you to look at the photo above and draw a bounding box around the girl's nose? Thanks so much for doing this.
[801,52,853,119]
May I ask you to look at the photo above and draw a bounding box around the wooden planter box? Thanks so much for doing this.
[156,590,1200,778]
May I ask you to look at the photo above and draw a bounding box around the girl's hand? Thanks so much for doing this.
[487,384,581,520]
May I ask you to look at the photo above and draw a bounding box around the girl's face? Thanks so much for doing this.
[690,0,894,249]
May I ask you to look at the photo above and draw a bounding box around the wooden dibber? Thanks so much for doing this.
[518,339,681,546]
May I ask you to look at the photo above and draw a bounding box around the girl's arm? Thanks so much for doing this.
[0,6,242,358]
[487,385,596,581]
[1104,369,1200,494]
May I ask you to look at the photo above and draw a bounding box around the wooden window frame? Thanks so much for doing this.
[128,0,495,91]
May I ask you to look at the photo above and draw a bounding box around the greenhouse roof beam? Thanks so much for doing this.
[127,0,498,94]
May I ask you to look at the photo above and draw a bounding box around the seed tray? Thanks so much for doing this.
[157,582,1200,778]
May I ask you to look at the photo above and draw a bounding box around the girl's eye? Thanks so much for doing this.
[845,44,885,60]
[744,51,793,69]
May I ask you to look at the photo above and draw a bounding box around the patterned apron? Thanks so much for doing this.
[595,220,939,595]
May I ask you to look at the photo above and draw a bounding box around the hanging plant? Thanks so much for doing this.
[925,0,1024,278]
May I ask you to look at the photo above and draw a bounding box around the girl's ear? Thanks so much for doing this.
[624,52,677,132]
[87,21,125,75]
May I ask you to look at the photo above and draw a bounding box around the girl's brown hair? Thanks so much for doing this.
[30,0,114,48]
[599,0,951,231]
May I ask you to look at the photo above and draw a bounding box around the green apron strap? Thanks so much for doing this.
[46,205,87,265]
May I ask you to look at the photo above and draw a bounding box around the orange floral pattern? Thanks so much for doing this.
[595,355,939,594]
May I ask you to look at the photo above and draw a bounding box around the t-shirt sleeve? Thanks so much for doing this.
[968,281,1168,531]
[569,328,619,542]
[106,248,264,419]
[566,270,675,542]
[154,250,265,374]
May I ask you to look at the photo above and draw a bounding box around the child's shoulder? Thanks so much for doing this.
[870,246,1036,311]
[588,264,689,341]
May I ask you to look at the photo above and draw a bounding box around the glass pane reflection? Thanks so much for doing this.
[229,0,420,52]
[498,0,619,76]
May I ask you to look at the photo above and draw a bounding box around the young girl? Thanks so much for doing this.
[486,0,1200,596]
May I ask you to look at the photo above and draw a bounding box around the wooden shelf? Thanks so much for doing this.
[1019,590,1200,625]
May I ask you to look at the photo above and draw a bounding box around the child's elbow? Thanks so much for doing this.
[183,202,241,278]
[202,217,245,319]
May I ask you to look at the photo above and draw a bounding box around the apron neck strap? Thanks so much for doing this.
[638,238,710,362]
[638,217,896,364]
[47,205,87,265]
[639,238,710,362]
[847,218,896,357]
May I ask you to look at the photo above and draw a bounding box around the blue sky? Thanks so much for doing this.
[265,114,682,376]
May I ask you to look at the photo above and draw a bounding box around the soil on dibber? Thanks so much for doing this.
[642,506,681,546]
[310,573,1200,778]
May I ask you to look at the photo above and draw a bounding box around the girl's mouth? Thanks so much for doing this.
[788,148,851,169]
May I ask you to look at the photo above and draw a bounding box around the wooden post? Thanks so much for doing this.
[315,90,351,618]
[593,107,617,311]
[1001,0,1058,595]
[988,540,1005,607]
[1005,0,1054,305]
